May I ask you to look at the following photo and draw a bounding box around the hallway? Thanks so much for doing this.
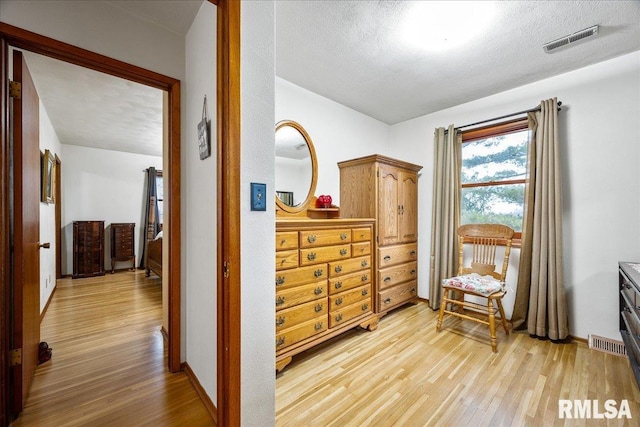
[12,271,213,426]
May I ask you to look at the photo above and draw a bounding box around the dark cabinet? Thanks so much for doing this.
[110,223,136,273]
[73,220,105,278]
[620,262,640,389]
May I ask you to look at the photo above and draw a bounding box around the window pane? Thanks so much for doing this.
[156,176,164,201]
[461,130,528,184]
[461,183,524,231]
[157,200,164,225]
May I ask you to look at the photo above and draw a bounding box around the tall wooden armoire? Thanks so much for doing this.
[338,154,422,316]
[72,220,105,279]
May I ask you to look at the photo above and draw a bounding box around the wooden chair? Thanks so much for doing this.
[435,224,514,352]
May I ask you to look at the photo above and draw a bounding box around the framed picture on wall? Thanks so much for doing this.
[41,149,55,204]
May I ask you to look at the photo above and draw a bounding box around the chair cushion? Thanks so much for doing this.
[441,273,503,296]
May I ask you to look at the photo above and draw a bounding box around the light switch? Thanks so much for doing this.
[250,183,267,211]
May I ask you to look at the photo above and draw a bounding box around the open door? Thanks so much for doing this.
[10,49,41,417]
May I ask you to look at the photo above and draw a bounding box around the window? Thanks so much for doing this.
[460,118,529,240]
[156,171,164,227]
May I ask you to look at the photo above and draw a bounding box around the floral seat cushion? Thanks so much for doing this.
[441,273,503,296]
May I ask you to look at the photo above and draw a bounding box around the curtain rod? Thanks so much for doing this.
[454,101,562,131]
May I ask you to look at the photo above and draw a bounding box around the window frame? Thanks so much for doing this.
[460,117,529,243]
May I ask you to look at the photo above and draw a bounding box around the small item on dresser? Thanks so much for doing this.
[315,194,332,208]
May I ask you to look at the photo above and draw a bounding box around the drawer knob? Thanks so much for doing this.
[340,249,347,256]
[335,266,343,273]
[335,314,343,322]
[625,283,632,289]
[308,252,317,261]
[361,274,368,282]
[314,268,324,278]
[314,287,323,295]
[384,277,391,282]
[362,289,368,296]
[315,303,323,313]
[410,287,416,294]
[361,260,368,267]
[410,250,416,257]
[335,282,343,289]
[276,337,285,347]
[336,297,343,306]
[276,296,285,306]
[362,303,368,311]
[411,269,416,275]
[383,255,391,262]
[624,307,632,313]
[276,276,285,286]
[307,235,317,243]
[280,239,286,246]
[276,317,285,327]
[384,298,392,305]
[315,322,323,331]
[340,233,348,240]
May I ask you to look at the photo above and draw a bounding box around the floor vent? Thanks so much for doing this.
[588,334,627,357]
[543,25,599,53]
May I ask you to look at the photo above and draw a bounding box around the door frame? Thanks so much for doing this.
[54,154,61,280]
[0,22,183,422]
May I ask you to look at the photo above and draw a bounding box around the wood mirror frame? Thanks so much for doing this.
[275,120,318,216]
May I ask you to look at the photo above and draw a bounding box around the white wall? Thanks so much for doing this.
[242,1,276,425]
[390,51,640,340]
[61,145,162,275]
[276,78,389,200]
[39,100,62,312]
[184,0,217,406]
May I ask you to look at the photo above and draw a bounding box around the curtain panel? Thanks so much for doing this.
[139,167,160,269]
[512,98,569,340]
[429,125,461,309]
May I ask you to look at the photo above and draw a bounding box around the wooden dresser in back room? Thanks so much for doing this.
[72,220,105,279]
[338,154,423,316]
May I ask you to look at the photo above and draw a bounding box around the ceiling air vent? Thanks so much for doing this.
[543,25,599,53]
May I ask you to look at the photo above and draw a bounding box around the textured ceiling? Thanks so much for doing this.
[20,1,640,158]
[276,0,640,124]
[20,0,204,158]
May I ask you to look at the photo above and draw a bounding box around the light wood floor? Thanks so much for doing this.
[276,302,640,427]
[12,271,213,427]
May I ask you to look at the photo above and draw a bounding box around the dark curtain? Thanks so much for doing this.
[139,167,160,268]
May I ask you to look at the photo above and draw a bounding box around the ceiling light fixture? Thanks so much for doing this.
[543,25,599,53]
[401,1,496,52]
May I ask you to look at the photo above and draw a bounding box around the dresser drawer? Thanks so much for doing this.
[378,280,417,312]
[300,244,351,266]
[378,243,417,268]
[352,241,370,257]
[328,269,371,295]
[379,262,417,290]
[352,227,371,242]
[276,249,299,271]
[329,299,372,328]
[621,277,638,308]
[329,255,371,278]
[276,316,327,352]
[276,232,298,251]
[276,280,327,311]
[276,299,328,332]
[329,284,371,312]
[300,229,351,248]
[276,264,328,290]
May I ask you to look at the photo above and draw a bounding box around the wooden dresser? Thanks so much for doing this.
[276,218,378,371]
[110,223,135,273]
[338,155,422,315]
[620,261,640,389]
[73,220,105,279]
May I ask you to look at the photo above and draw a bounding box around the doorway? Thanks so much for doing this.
[0,23,182,421]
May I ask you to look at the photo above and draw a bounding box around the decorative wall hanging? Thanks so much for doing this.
[41,149,55,204]
[198,95,211,160]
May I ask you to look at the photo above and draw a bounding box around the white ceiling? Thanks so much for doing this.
[22,0,640,157]
[277,0,640,124]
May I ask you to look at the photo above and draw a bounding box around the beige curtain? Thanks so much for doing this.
[512,98,568,340]
[429,125,461,309]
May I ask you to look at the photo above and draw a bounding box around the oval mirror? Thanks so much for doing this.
[275,120,318,214]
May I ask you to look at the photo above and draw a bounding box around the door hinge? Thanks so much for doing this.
[9,81,22,99]
[10,348,22,366]
[223,260,230,279]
